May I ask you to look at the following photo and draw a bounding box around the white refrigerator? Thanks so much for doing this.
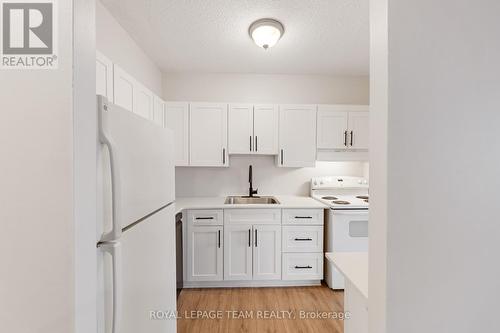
[95,96,177,333]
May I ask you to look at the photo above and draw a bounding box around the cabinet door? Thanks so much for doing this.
[152,95,165,127]
[228,104,253,154]
[253,104,278,154]
[348,111,370,150]
[190,103,228,167]
[278,105,317,167]
[224,225,253,281]
[253,225,281,280]
[96,51,113,100]
[317,107,348,149]
[165,102,189,166]
[113,65,135,112]
[187,226,223,281]
[134,83,154,120]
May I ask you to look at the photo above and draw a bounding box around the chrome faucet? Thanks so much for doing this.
[248,165,258,197]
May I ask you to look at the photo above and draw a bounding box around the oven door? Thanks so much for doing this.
[330,209,369,252]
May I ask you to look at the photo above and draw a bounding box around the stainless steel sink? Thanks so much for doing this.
[224,196,280,205]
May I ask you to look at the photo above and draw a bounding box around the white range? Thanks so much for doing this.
[311,176,369,289]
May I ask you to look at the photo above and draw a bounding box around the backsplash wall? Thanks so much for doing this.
[175,156,367,197]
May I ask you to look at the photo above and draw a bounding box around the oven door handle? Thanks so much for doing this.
[331,209,369,216]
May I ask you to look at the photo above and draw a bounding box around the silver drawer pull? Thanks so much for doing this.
[294,216,312,219]
[195,217,214,220]
[294,265,312,269]
[294,238,313,241]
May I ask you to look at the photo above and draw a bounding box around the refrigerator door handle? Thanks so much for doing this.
[99,241,123,333]
[98,97,123,241]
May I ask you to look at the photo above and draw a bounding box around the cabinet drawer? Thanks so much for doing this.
[282,253,323,280]
[282,226,323,253]
[282,209,324,225]
[224,209,281,225]
[187,209,223,226]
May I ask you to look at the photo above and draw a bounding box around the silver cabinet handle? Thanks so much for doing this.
[222,148,226,164]
[255,136,258,152]
[344,130,348,147]
[294,238,313,241]
[280,149,284,165]
[295,265,312,269]
[350,131,354,146]
[98,241,122,333]
[250,136,252,152]
[255,229,258,247]
[248,229,251,247]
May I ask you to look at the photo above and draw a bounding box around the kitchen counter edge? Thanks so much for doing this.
[174,195,328,215]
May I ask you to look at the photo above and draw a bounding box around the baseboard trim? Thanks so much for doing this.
[183,280,322,288]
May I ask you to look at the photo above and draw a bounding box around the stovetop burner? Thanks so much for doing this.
[332,200,351,205]
[321,196,338,200]
[356,195,369,200]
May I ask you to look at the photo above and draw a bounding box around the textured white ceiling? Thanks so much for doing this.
[100,0,369,75]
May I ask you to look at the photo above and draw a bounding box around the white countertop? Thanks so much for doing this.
[174,195,328,214]
[325,252,368,299]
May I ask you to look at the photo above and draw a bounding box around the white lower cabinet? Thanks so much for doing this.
[282,253,323,280]
[282,209,324,281]
[187,225,223,281]
[253,225,282,280]
[282,225,324,253]
[223,210,282,281]
[186,209,224,282]
[224,225,253,280]
[187,208,323,286]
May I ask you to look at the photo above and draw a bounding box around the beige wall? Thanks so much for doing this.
[96,1,162,95]
[0,1,75,333]
[372,1,500,332]
[368,0,388,332]
[163,72,369,104]
[176,158,366,197]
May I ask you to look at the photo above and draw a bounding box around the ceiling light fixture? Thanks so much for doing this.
[249,18,285,50]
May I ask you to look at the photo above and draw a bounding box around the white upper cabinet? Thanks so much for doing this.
[134,83,154,120]
[348,111,370,149]
[113,64,135,112]
[152,95,165,127]
[317,105,369,151]
[165,102,190,166]
[277,104,317,167]
[253,104,279,154]
[228,104,253,154]
[228,104,278,155]
[112,63,156,121]
[96,51,113,100]
[189,103,228,167]
[317,108,349,149]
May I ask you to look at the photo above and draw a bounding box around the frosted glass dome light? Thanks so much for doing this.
[249,19,285,50]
